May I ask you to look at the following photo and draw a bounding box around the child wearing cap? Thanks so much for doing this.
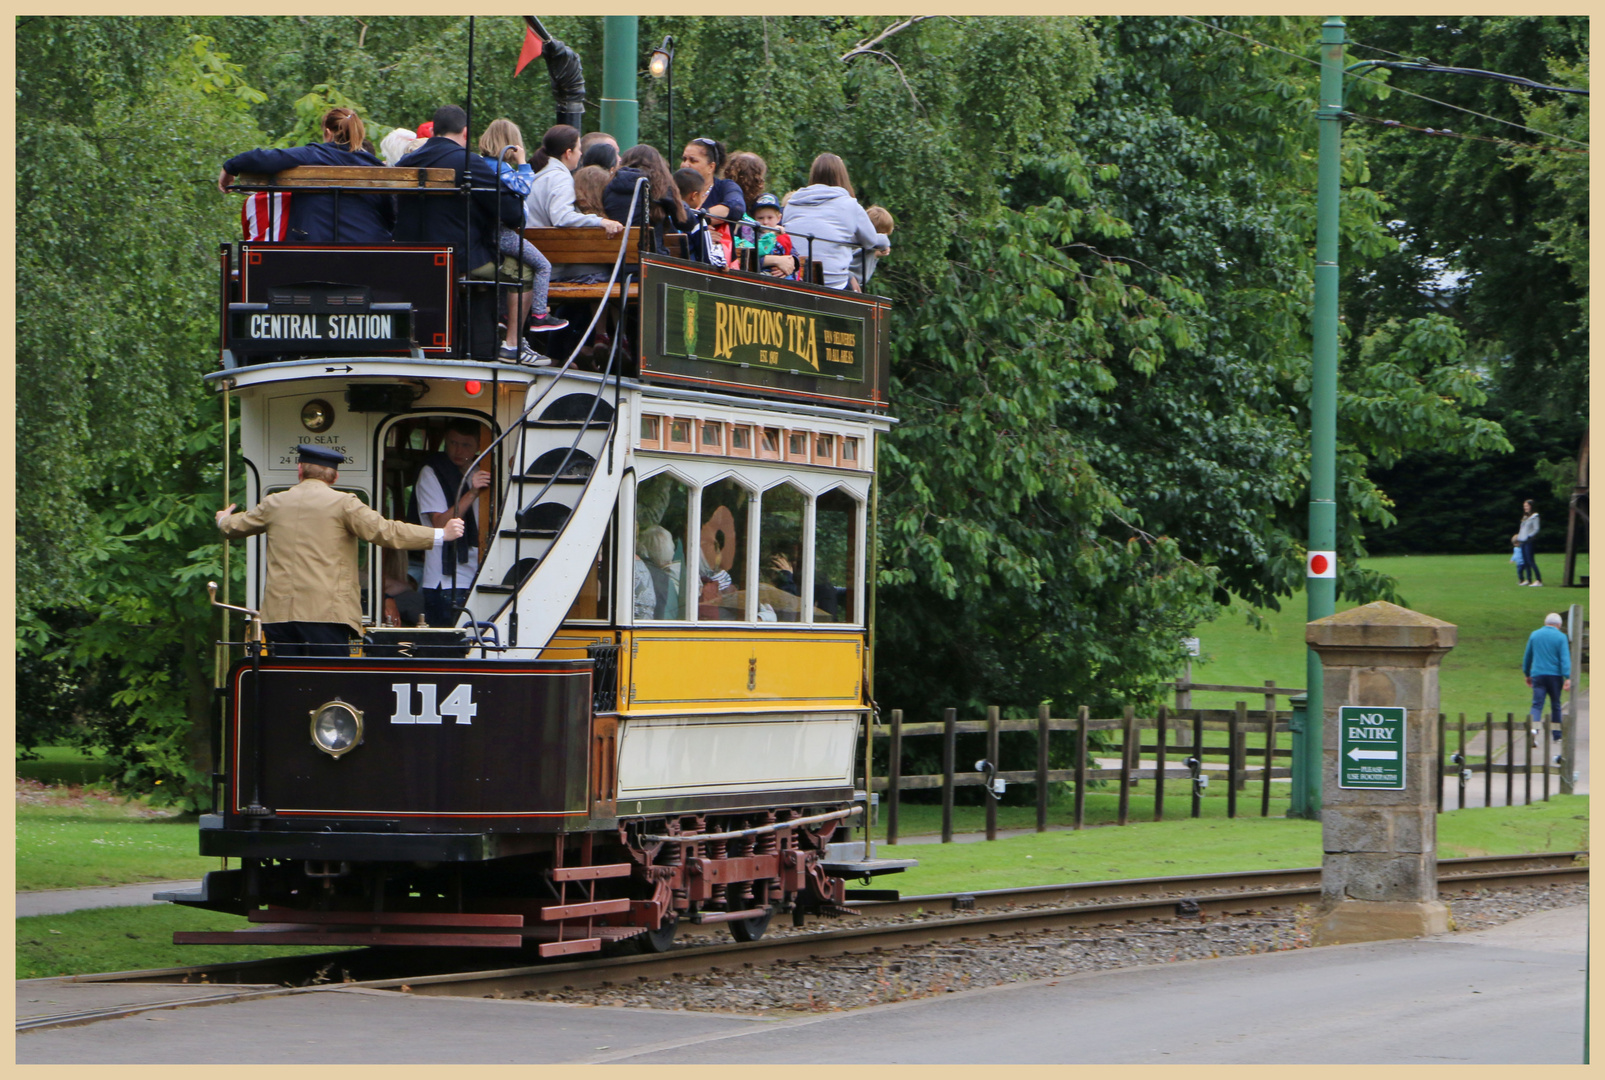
[745,193,799,279]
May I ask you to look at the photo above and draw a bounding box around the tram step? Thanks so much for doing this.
[499,528,560,540]
[522,419,612,431]
[551,862,634,881]
[177,926,523,948]
[509,474,588,485]
[248,907,524,928]
[538,936,602,958]
[474,557,540,595]
[540,394,616,423]
[539,898,632,921]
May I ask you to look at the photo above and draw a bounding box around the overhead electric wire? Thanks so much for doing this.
[1175,15,1588,150]
[1343,110,1588,154]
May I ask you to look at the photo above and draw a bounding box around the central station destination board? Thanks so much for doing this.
[1338,705,1406,789]
[640,256,888,411]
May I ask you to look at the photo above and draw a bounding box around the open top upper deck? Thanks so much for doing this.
[220,167,891,412]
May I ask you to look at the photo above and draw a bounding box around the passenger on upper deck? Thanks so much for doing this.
[679,138,744,266]
[395,105,542,365]
[781,153,889,291]
[524,125,623,235]
[218,108,394,243]
[726,153,799,279]
[478,118,567,337]
[579,140,620,174]
[606,145,689,255]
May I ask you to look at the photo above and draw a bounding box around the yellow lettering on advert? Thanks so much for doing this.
[802,317,819,370]
[714,302,731,359]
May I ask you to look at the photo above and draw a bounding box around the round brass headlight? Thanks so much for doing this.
[301,398,335,433]
[309,700,363,758]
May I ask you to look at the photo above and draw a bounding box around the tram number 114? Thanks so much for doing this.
[390,683,477,725]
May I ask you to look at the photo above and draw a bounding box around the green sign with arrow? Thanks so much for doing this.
[1338,705,1406,789]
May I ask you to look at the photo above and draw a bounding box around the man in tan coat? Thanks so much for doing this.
[217,445,467,654]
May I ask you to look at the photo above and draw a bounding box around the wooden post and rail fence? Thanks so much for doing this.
[868,675,1579,845]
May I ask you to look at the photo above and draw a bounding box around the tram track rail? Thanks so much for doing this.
[20,851,1585,1032]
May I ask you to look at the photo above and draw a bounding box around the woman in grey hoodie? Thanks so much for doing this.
[780,153,889,290]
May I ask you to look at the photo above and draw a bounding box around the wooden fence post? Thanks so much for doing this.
[1436,712,1446,814]
[1261,697,1276,818]
[1457,713,1466,811]
[1484,712,1493,808]
[941,707,956,843]
[1036,703,1050,832]
[1504,712,1514,807]
[1154,704,1168,823]
[1191,708,1204,819]
[887,709,902,845]
[1523,717,1532,806]
[1117,706,1134,826]
[1074,706,1088,830]
[1228,702,1244,818]
[985,705,1000,841]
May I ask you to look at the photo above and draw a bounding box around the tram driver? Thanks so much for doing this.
[216,444,464,655]
[415,419,491,627]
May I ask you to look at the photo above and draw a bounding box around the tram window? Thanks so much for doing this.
[730,425,753,455]
[696,478,751,621]
[635,472,691,620]
[668,419,694,453]
[640,415,661,448]
[564,524,613,621]
[700,421,724,452]
[758,483,807,623]
[813,488,860,624]
[787,431,809,460]
[758,427,782,459]
[814,434,834,466]
[841,437,859,465]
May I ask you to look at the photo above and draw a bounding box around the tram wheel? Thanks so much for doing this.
[638,914,679,953]
[729,908,773,943]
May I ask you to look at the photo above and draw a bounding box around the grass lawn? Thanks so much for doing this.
[17,906,322,981]
[16,744,115,787]
[874,794,1587,895]
[1186,553,1589,722]
[16,790,216,892]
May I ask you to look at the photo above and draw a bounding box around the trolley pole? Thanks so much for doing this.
[1293,16,1345,820]
[600,16,639,148]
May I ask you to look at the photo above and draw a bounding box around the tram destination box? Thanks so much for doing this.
[640,256,889,411]
[229,244,455,357]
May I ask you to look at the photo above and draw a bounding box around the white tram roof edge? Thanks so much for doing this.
[204,357,896,430]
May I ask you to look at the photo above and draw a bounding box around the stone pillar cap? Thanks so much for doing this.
[1306,601,1457,651]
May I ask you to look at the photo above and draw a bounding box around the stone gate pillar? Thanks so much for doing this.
[1305,601,1457,945]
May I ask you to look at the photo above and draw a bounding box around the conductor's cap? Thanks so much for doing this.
[295,444,346,467]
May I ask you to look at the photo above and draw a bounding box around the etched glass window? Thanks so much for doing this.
[813,488,859,623]
[757,483,807,623]
[634,473,691,620]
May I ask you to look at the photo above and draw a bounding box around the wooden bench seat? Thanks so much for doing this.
[234,165,456,189]
[524,227,640,302]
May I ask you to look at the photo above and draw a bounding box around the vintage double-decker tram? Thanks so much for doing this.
[165,169,911,954]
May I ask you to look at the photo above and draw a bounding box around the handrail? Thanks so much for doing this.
[442,177,647,642]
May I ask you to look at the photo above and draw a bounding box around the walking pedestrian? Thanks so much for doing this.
[1513,498,1542,586]
[1522,612,1571,748]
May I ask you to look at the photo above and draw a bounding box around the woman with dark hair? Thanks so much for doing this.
[524,123,624,236]
[218,107,394,243]
[781,152,889,290]
[680,137,745,264]
[579,140,620,174]
[605,144,689,252]
[1513,498,1543,586]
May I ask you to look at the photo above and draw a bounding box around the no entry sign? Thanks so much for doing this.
[1338,706,1406,789]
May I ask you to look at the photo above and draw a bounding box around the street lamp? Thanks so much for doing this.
[649,35,675,157]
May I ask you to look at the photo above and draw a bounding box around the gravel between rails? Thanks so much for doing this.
[509,882,1587,1016]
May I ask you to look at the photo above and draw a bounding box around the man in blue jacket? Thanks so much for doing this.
[1522,612,1572,744]
[396,105,542,364]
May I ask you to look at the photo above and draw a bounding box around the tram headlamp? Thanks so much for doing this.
[301,399,335,433]
[309,700,363,758]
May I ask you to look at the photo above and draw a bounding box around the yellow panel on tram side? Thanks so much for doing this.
[621,628,864,715]
[540,628,615,662]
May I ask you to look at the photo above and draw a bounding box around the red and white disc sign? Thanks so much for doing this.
[1307,551,1336,578]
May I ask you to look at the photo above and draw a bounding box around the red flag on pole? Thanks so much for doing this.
[514,25,543,76]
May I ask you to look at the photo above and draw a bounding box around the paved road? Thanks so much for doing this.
[18,905,1586,1063]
